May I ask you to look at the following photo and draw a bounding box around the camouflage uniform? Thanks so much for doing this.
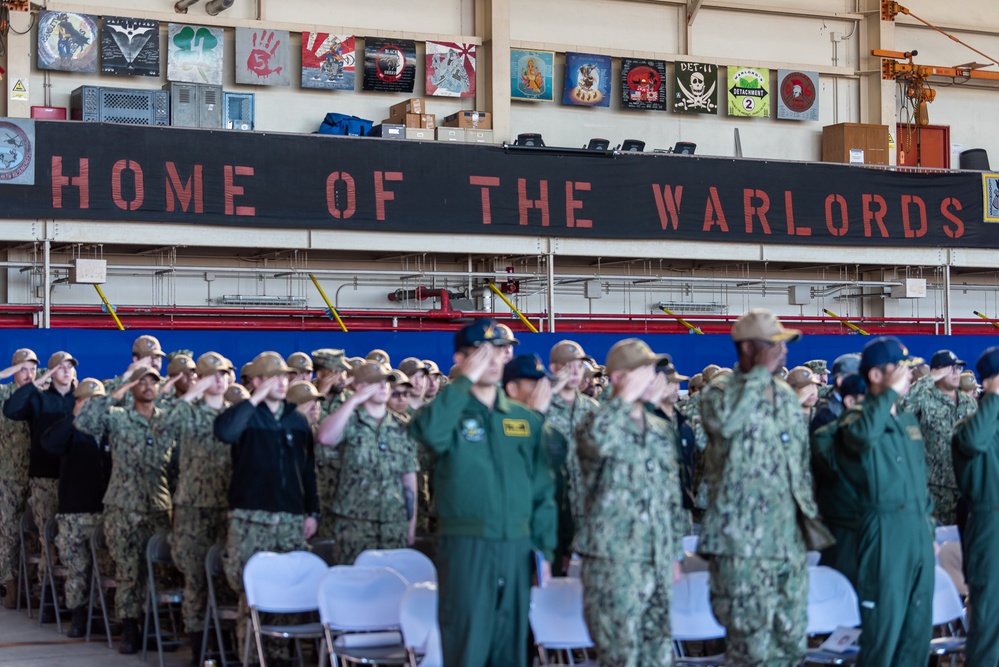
[315,389,350,539]
[900,383,976,525]
[546,391,598,530]
[677,392,709,514]
[155,399,230,633]
[55,512,106,608]
[574,397,685,667]
[330,409,418,564]
[698,366,818,666]
[75,396,174,620]
[0,383,30,588]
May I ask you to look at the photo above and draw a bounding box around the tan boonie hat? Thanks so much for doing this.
[251,352,292,378]
[730,308,801,344]
[12,348,38,365]
[389,369,413,387]
[550,340,587,365]
[48,351,78,369]
[960,371,979,392]
[605,338,667,374]
[196,352,232,378]
[287,381,323,405]
[786,366,822,390]
[398,357,427,377]
[351,361,391,385]
[128,366,161,383]
[365,349,391,367]
[688,373,704,391]
[224,383,251,404]
[311,349,352,372]
[423,360,443,376]
[286,352,314,374]
[166,355,196,376]
[74,377,106,399]
[132,334,166,358]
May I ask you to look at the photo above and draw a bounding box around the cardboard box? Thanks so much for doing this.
[436,128,466,142]
[465,130,494,144]
[423,114,436,130]
[386,113,436,129]
[442,110,492,129]
[370,123,406,139]
[406,128,435,141]
[389,98,424,117]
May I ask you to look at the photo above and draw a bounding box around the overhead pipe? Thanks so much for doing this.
[388,287,463,318]
[205,0,235,15]
[174,0,201,13]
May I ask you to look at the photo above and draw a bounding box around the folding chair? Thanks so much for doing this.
[937,541,966,597]
[529,577,596,666]
[354,548,437,585]
[87,518,117,647]
[243,550,328,667]
[803,566,861,665]
[142,531,185,667]
[310,537,337,567]
[671,571,726,666]
[318,565,409,666]
[17,510,42,619]
[399,583,442,667]
[201,543,239,667]
[930,564,966,665]
[807,551,822,567]
[39,517,68,633]
[681,535,699,554]
[935,525,959,545]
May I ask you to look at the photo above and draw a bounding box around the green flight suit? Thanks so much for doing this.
[837,388,934,667]
[409,376,556,667]
[810,420,860,587]
[951,392,999,667]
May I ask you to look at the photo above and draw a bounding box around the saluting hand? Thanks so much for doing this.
[528,377,554,413]
[642,373,670,405]
[460,344,497,385]
[888,364,913,398]
[33,366,56,388]
[349,382,382,405]
[616,365,655,404]
[249,375,281,406]
[181,376,214,403]
[0,361,31,380]
[551,365,573,394]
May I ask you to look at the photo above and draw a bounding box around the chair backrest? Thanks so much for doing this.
[806,566,861,635]
[91,519,108,550]
[671,572,726,641]
[205,542,226,578]
[528,578,594,650]
[400,583,442,667]
[43,516,59,543]
[681,534,699,554]
[353,548,437,585]
[806,551,821,567]
[146,531,175,566]
[243,551,330,614]
[937,540,967,597]
[935,525,959,545]
[20,510,38,537]
[317,565,409,632]
[933,564,966,627]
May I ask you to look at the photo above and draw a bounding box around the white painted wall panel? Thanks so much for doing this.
[510,0,680,54]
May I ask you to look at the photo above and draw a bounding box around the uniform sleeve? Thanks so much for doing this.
[41,414,74,457]
[661,424,688,560]
[700,366,771,441]
[214,400,256,444]
[154,400,190,444]
[74,394,112,440]
[2,382,40,421]
[810,421,841,481]
[839,388,899,455]
[529,416,558,562]
[408,375,473,454]
[953,393,999,457]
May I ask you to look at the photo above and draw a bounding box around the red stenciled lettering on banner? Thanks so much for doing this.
[702,187,729,233]
[51,157,90,209]
[941,198,965,239]
[862,194,889,237]
[566,182,592,228]
[825,194,848,236]
[374,171,403,221]
[901,195,927,238]
[469,176,501,225]
[325,172,356,219]
[518,179,550,226]
[111,160,144,211]
[165,163,204,214]
[784,191,811,236]
[652,185,683,231]
[224,166,256,216]
[743,189,772,235]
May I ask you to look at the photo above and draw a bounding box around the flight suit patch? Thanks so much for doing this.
[502,419,530,437]
[906,425,923,440]
[461,419,485,442]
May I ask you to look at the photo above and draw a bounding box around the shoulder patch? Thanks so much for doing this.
[502,419,531,437]
[906,425,923,441]
[461,418,485,442]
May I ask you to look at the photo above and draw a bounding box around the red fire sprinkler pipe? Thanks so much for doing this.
[388,287,462,318]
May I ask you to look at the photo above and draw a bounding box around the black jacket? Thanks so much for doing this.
[214,400,319,516]
[41,415,111,514]
[3,383,75,479]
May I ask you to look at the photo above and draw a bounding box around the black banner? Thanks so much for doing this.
[0,121,991,248]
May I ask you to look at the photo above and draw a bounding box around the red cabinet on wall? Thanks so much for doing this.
[896,124,950,168]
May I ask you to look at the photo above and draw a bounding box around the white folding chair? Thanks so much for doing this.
[682,535,699,554]
[935,525,960,545]
[565,555,581,579]
[803,566,861,665]
[807,551,822,567]
[317,565,409,666]
[243,551,328,667]
[936,541,966,597]
[354,548,437,585]
[930,564,966,664]
[671,571,726,666]
[399,583,442,667]
[529,577,596,666]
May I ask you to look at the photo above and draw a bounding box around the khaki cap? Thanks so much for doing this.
[251,352,292,377]
[48,351,78,369]
[348,356,366,367]
[365,349,391,367]
[287,381,323,405]
[495,323,520,345]
[311,348,352,372]
[389,369,413,387]
[786,366,822,390]
[605,338,667,374]
[132,334,166,358]
[12,348,38,365]
[196,352,232,378]
[447,364,461,380]
[730,309,801,344]
[224,383,251,404]
[702,365,723,383]
[398,357,427,377]
[423,360,443,376]
[74,377,106,399]
[240,361,256,381]
[166,355,196,376]
[287,352,314,374]
[960,371,979,392]
[351,361,391,385]
[128,366,161,383]
[688,373,704,390]
[550,340,587,365]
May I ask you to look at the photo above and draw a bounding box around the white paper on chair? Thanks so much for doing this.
[818,626,861,653]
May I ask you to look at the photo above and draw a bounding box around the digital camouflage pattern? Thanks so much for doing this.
[315,390,350,538]
[170,506,227,632]
[54,511,104,609]
[0,382,31,583]
[330,517,408,564]
[155,399,230,509]
[677,392,708,512]
[28,477,58,582]
[900,382,977,525]
[103,508,170,619]
[546,391,599,528]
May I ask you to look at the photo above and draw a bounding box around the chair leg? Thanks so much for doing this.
[201,604,213,667]
[212,598,229,667]
[45,552,63,634]
[86,571,95,643]
[251,608,268,667]
[142,589,151,662]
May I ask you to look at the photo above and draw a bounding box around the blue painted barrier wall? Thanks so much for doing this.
[8,329,999,382]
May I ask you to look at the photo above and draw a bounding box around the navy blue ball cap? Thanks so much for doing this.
[930,349,966,370]
[831,353,861,378]
[503,354,554,385]
[860,336,911,374]
[454,319,512,352]
[976,347,999,381]
[839,373,867,398]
